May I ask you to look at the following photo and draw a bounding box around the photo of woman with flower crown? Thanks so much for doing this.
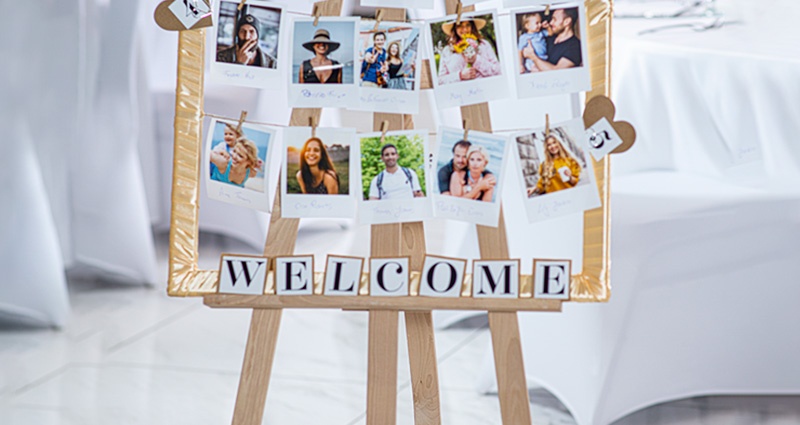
[429,13,501,86]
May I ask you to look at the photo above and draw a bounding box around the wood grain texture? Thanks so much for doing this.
[231,2,342,424]
[204,293,562,312]
[231,309,282,425]
[488,312,532,425]
[367,310,400,425]
[405,311,442,425]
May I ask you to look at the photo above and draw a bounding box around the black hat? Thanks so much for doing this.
[302,28,341,53]
[237,14,260,37]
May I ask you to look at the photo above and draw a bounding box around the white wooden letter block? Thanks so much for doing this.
[533,259,571,300]
[419,256,465,298]
[324,256,363,296]
[472,260,520,299]
[218,255,269,295]
[370,258,410,297]
[275,256,314,295]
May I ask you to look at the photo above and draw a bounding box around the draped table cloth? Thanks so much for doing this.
[507,14,800,425]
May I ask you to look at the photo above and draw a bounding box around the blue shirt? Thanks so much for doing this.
[361,47,386,84]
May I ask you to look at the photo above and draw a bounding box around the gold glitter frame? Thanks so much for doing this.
[167,0,614,302]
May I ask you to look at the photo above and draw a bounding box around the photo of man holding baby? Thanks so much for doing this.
[515,6,583,74]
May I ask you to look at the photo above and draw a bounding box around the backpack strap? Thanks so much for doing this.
[376,170,385,200]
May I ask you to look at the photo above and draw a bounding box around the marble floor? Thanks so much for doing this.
[1,232,799,425]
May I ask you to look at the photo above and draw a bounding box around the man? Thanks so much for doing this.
[524,8,582,71]
[360,32,388,88]
[437,140,495,196]
[368,144,424,200]
[217,14,276,68]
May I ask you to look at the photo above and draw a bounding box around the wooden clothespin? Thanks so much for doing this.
[374,9,384,32]
[455,1,464,25]
[309,116,317,138]
[379,120,389,143]
[235,110,248,133]
[545,114,550,138]
[544,4,551,17]
[462,119,470,141]
[237,0,247,11]
[312,3,321,26]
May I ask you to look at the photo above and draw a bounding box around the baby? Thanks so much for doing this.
[518,12,549,73]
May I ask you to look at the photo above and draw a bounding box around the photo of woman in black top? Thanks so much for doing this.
[295,137,340,194]
[299,28,343,84]
[386,40,409,90]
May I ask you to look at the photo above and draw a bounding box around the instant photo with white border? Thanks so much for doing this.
[208,0,285,89]
[352,20,423,115]
[205,118,278,212]
[356,130,433,225]
[512,3,591,98]
[361,0,434,10]
[425,9,509,109]
[512,118,600,222]
[432,127,510,227]
[288,16,360,109]
[281,126,358,218]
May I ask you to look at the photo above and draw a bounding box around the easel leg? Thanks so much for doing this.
[488,312,532,425]
[367,310,399,425]
[405,311,442,425]
[232,309,282,425]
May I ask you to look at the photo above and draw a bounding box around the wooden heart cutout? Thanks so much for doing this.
[583,95,636,154]
[155,0,213,32]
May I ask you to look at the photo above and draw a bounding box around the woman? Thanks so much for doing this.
[450,145,494,203]
[210,138,260,188]
[295,137,339,195]
[386,40,409,90]
[437,17,501,85]
[299,28,343,84]
[528,135,581,196]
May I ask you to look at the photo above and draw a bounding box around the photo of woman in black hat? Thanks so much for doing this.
[214,1,281,69]
[299,28,343,84]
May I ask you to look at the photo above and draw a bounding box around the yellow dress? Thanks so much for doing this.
[536,157,581,194]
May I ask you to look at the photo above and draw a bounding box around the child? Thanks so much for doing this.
[517,12,549,73]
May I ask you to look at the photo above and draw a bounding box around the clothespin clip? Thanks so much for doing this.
[313,3,321,26]
[235,110,248,133]
[374,9,384,32]
[309,116,317,138]
[379,120,389,143]
[237,0,247,11]
[545,114,550,138]
[455,1,464,25]
[462,119,470,141]
[544,4,551,17]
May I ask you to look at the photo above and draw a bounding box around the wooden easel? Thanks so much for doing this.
[200,0,613,424]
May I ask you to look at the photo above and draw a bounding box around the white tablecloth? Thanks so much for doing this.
[510,13,800,425]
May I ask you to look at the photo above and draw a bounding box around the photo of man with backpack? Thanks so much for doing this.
[368,144,425,200]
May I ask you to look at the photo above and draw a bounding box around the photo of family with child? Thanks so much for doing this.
[514,6,584,74]
[208,120,269,193]
[430,13,502,86]
[358,23,420,90]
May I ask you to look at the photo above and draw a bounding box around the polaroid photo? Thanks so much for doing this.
[288,16,360,109]
[511,3,591,98]
[168,0,213,30]
[432,127,509,227]
[281,126,358,218]
[512,118,601,222]
[352,20,423,115]
[425,9,509,108]
[360,0,434,9]
[206,118,277,212]
[209,0,284,89]
[356,130,432,225]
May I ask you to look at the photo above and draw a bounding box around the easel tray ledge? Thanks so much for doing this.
[204,293,562,312]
